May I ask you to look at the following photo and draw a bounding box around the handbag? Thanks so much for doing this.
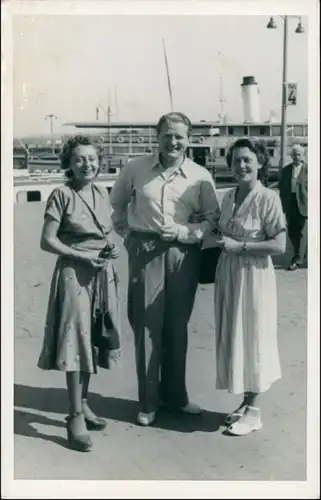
[199,246,222,284]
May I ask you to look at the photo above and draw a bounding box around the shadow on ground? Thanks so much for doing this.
[14,409,70,449]
[14,383,227,446]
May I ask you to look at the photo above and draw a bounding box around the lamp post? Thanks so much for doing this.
[45,114,57,155]
[266,16,304,172]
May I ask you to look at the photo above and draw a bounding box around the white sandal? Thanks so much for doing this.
[227,406,262,436]
[225,405,247,425]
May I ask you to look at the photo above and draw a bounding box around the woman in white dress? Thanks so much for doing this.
[213,138,287,436]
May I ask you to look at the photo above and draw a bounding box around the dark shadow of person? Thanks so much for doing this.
[14,408,69,449]
[14,384,226,434]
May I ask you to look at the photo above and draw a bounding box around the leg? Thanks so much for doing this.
[80,372,106,430]
[245,391,260,408]
[227,391,262,436]
[224,393,248,425]
[287,196,306,268]
[298,218,308,266]
[65,372,92,451]
[66,371,83,415]
[160,244,200,409]
[127,235,166,415]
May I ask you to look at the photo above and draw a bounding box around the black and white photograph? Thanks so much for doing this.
[1,0,319,498]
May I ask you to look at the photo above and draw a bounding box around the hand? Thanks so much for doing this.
[214,236,242,253]
[80,252,109,269]
[99,244,120,260]
[114,221,129,237]
[109,245,120,260]
[160,224,179,241]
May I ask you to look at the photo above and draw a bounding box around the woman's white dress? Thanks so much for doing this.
[214,181,286,394]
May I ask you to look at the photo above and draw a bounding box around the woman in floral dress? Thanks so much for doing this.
[213,138,286,436]
[38,135,121,452]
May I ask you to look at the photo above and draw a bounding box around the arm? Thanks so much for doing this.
[40,188,79,258]
[245,232,286,255]
[221,232,286,255]
[215,190,287,256]
[176,177,221,244]
[41,187,110,267]
[40,215,84,259]
[41,215,111,267]
[109,164,134,237]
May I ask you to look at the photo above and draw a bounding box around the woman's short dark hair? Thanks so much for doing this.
[60,135,101,179]
[156,112,193,137]
[226,137,270,185]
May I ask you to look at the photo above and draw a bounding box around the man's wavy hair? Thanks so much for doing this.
[60,135,102,179]
[226,137,271,186]
[156,112,193,137]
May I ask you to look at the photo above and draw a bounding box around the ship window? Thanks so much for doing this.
[228,127,234,135]
[272,126,281,135]
[220,148,225,157]
[244,127,249,135]
[259,127,266,135]
[27,190,41,202]
[294,125,303,136]
[268,148,275,157]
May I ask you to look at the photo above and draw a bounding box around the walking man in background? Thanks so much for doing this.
[279,144,307,270]
[297,161,308,266]
[110,112,220,426]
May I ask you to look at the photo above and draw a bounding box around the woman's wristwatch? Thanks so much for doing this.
[241,241,248,253]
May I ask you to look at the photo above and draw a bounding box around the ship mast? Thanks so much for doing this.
[217,52,226,123]
[114,87,119,121]
[16,137,30,155]
[219,75,226,122]
[162,39,174,111]
[45,114,57,155]
[107,104,113,155]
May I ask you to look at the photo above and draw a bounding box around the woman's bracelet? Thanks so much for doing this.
[241,241,248,253]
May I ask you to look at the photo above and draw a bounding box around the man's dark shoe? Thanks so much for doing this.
[287,260,299,271]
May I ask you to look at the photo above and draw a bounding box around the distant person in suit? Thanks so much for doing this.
[297,162,308,266]
[278,144,307,270]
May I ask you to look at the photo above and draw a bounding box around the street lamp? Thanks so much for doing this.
[266,16,305,172]
[45,114,57,156]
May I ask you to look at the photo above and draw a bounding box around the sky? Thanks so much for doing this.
[12,14,309,137]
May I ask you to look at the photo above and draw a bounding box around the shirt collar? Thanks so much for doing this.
[151,153,189,178]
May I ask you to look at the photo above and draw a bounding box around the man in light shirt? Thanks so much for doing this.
[279,144,307,270]
[110,112,220,426]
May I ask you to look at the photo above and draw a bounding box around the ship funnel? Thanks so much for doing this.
[241,76,261,123]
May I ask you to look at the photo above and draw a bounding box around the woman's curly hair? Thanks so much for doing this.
[226,137,270,186]
[60,135,102,179]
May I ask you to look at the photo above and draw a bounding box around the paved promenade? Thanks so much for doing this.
[10,199,314,490]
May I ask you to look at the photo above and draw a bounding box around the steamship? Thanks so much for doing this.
[13,76,307,203]
[14,120,308,176]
